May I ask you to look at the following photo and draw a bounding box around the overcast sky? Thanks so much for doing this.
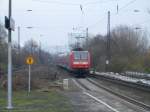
[0,0,150,52]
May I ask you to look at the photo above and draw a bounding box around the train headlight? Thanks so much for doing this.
[82,62,88,64]
[73,62,88,65]
[73,62,80,64]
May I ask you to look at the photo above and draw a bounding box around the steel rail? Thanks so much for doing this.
[86,78,150,111]
[88,73,150,92]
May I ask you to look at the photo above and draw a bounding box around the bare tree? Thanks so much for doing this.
[84,25,149,72]
[0,23,7,72]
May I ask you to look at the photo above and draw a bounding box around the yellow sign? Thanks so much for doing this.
[26,56,34,65]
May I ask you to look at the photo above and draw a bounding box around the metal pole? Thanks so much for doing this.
[39,41,41,64]
[7,0,13,109]
[86,28,88,38]
[106,11,111,72]
[86,27,89,49]
[108,11,111,61]
[18,26,20,53]
[18,26,21,66]
[28,65,31,93]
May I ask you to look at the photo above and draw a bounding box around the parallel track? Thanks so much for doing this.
[62,67,150,110]
[88,73,150,92]
[86,78,150,111]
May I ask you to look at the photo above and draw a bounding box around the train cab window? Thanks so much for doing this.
[73,51,88,60]
[74,51,81,60]
[81,52,88,60]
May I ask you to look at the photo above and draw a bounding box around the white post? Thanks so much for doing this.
[28,65,31,93]
[7,42,13,109]
[63,79,69,90]
[7,0,13,109]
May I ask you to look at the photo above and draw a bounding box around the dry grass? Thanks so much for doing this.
[1,65,62,90]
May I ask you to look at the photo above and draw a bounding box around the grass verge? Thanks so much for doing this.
[0,89,73,112]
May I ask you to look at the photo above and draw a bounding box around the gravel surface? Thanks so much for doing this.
[61,78,112,112]
[62,78,149,112]
[91,77,150,105]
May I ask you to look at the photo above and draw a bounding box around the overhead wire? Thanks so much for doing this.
[110,0,141,27]
[87,0,138,29]
[32,0,143,30]
[87,15,106,29]
[107,0,138,17]
[32,0,80,6]
[32,0,121,6]
[84,0,119,5]
[118,0,137,12]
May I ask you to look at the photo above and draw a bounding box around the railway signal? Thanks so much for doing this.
[5,16,15,31]
[26,56,34,94]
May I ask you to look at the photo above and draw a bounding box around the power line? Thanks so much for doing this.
[118,0,137,12]
[110,0,149,27]
[109,0,138,22]
[102,0,137,17]
[87,16,106,28]
[86,0,138,29]
[32,0,139,30]
[32,0,121,6]
[32,0,80,6]
[84,0,120,5]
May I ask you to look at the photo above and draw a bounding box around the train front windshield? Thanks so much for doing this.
[74,51,88,60]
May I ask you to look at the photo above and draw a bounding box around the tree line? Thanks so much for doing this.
[0,23,52,74]
[84,25,150,73]
[1,23,150,74]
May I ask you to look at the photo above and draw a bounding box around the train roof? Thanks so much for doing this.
[72,47,84,51]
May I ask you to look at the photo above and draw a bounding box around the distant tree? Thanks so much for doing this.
[110,26,148,72]
[83,35,106,71]
[0,23,7,72]
[84,25,149,72]
[23,39,38,54]
[0,24,7,42]
[22,39,51,65]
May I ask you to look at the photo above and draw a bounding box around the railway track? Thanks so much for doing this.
[86,78,150,111]
[74,78,150,111]
[89,72,150,92]
[61,68,150,111]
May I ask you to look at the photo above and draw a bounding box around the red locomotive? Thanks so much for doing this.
[58,48,91,77]
[70,50,90,72]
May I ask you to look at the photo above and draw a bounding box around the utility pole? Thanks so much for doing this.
[86,27,88,38]
[39,41,41,64]
[7,0,13,109]
[86,28,89,48]
[18,26,21,66]
[18,26,20,53]
[106,11,111,72]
